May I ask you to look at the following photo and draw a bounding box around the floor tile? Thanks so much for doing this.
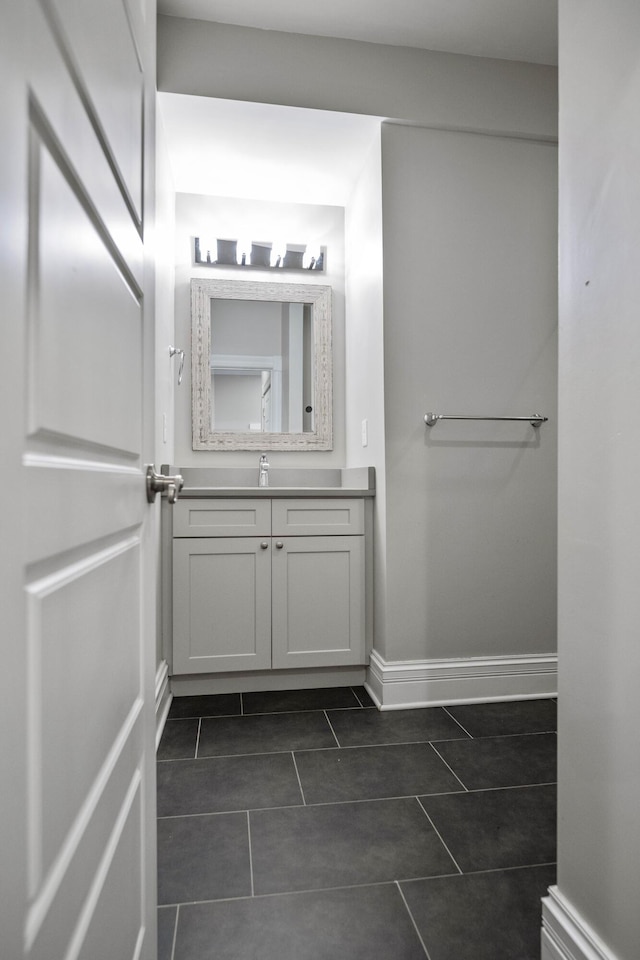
[157,719,199,761]
[242,686,362,714]
[295,742,465,804]
[157,812,251,905]
[157,906,177,960]
[401,864,556,960]
[327,706,470,747]
[250,797,457,895]
[168,693,241,719]
[445,699,557,737]
[433,733,556,789]
[419,784,557,872]
[174,884,427,960]
[157,753,303,817]
[198,711,336,758]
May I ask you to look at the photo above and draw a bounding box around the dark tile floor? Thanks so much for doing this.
[157,687,557,960]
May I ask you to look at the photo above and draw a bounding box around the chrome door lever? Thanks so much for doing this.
[146,465,184,504]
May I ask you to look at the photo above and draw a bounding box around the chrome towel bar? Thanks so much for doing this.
[424,412,548,428]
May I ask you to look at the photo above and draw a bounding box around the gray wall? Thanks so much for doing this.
[380,123,558,663]
[157,16,557,141]
[552,0,640,956]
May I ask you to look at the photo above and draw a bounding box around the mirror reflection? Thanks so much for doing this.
[210,298,314,434]
[191,278,332,451]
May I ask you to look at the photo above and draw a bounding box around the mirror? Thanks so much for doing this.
[191,278,332,450]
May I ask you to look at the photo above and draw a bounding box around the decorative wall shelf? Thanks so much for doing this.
[193,238,326,273]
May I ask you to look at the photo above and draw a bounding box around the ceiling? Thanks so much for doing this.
[158,0,558,66]
[158,1,557,206]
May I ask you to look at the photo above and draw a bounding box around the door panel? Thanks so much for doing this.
[29,1,143,285]
[75,786,144,960]
[30,141,142,453]
[27,719,144,960]
[27,539,142,881]
[47,0,145,220]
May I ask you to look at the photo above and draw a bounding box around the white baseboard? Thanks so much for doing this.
[155,659,172,750]
[542,887,620,960]
[366,649,557,710]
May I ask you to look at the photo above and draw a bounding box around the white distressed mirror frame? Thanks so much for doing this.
[191,277,333,451]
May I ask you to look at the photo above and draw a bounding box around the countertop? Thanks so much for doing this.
[164,466,376,500]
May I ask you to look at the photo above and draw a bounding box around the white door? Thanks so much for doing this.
[1,1,159,957]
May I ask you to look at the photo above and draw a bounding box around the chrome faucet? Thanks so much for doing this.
[258,454,269,487]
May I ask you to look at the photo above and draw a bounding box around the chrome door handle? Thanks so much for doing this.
[146,465,184,504]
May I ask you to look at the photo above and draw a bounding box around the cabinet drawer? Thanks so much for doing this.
[272,499,364,536]
[173,499,271,537]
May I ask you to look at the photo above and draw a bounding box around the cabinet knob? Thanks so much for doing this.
[260,541,269,549]
[275,541,284,549]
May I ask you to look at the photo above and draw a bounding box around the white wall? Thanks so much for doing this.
[344,131,388,653]
[544,2,640,958]
[380,123,558,666]
[173,192,346,467]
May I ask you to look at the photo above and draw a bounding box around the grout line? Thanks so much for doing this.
[324,710,341,747]
[464,730,557,741]
[441,705,474,738]
[396,881,433,959]
[294,788,467,807]
[158,746,340,763]
[466,781,557,793]
[193,718,202,759]
[463,861,557,877]
[169,904,179,960]
[428,742,469,791]
[291,752,307,805]
[159,875,462,910]
[416,799,464,875]
[236,705,370,719]
[246,811,255,897]
[156,736,488,763]
[157,782,556,820]
[350,686,369,708]
[158,792,483,822]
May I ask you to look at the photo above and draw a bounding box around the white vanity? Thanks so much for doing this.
[162,467,374,695]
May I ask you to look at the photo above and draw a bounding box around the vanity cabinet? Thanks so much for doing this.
[171,498,366,674]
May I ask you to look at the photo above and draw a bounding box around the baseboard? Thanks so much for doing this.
[366,649,557,710]
[170,665,366,697]
[542,887,620,960]
[155,659,172,750]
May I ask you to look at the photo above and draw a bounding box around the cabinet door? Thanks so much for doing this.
[173,538,271,673]
[271,536,365,668]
